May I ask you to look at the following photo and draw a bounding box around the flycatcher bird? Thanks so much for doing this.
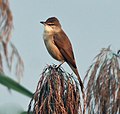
[40,17,84,92]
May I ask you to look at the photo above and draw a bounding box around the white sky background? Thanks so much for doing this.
[0,0,120,111]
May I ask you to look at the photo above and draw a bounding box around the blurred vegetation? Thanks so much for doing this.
[0,1,33,113]
[0,0,24,80]
[84,47,120,114]
[0,73,33,98]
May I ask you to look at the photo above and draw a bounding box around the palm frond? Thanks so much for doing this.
[28,65,83,114]
[84,47,120,114]
[0,0,24,79]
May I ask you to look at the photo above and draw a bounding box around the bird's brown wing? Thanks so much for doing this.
[53,30,76,68]
[54,30,84,94]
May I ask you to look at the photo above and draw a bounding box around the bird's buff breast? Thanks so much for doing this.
[43,34,64,61]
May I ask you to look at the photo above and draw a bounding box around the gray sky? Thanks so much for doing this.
[0,0,120,111]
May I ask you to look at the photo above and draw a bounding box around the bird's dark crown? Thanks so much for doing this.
[45,17,61,27]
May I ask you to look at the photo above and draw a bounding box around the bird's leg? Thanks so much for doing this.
[56,61,64,69]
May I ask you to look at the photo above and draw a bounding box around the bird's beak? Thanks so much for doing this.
[40,21,45,25]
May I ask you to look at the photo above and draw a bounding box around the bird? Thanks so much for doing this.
[40,17,84,93]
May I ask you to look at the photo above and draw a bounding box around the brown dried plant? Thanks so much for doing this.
[84,46,120,114]
[28,65,84,114]
[0,0,24,79]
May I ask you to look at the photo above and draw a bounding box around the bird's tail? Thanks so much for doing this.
[69,63,86,114]
[68,63,84,93]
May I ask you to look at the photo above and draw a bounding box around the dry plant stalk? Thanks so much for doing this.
[0,0,24,79]
[84,47,120,114]
[28,65,84,114]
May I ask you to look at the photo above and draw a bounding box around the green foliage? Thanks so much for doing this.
[0,73,33,98]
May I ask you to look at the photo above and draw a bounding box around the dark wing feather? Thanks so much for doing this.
[54,30,84,94]
[53,30,76,68]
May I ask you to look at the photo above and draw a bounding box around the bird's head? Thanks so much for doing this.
[40,17,61,33]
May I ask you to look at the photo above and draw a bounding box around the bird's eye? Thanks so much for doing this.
[47,23,54,26]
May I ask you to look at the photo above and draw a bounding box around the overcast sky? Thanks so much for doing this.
[0,0,120,111]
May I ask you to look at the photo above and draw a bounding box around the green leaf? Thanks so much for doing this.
[0,73,33,98]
